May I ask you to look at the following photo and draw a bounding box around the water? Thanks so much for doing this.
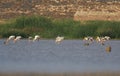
[0,39,120,73]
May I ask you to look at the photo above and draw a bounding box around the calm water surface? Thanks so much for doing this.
[0,39,120,73]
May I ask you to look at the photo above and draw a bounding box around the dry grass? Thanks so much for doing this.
[0,20,6,24]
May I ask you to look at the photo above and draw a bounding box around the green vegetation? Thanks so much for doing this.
[0,16,120,39]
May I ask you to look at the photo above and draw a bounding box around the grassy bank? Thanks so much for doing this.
[0,16,120,39]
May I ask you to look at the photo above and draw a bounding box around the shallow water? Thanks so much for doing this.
[0,39,120,73]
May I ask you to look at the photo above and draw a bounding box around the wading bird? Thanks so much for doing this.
[104,36,110,41]
[28,36,33,42]
[4,35,15,44]
[83,36,94,46]
[14,36,22,43]
[96,36,110,45]
[55,36,64,44]
[83,36,94,42]
[105,45,111,53]
[33,35,40,42]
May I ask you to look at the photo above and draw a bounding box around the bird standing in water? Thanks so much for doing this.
[55,36,64,44]
[33,35,40,42]
[14,36,22,43]
[105,45,111,53]
[4,35,15,44]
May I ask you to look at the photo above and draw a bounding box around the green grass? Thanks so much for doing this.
[0,16,120,39]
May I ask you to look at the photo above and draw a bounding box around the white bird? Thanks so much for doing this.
[83,36,94,42]
[33,35,40,42]
[28,36,33,42]
[4,35,15,44]
[96,36,107,45]
[14,36,22,43]
[83,36,94,45]
[96,36,110,43]
[96,36,101,43]
[55,36,64,44]
[104,36,110,41]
